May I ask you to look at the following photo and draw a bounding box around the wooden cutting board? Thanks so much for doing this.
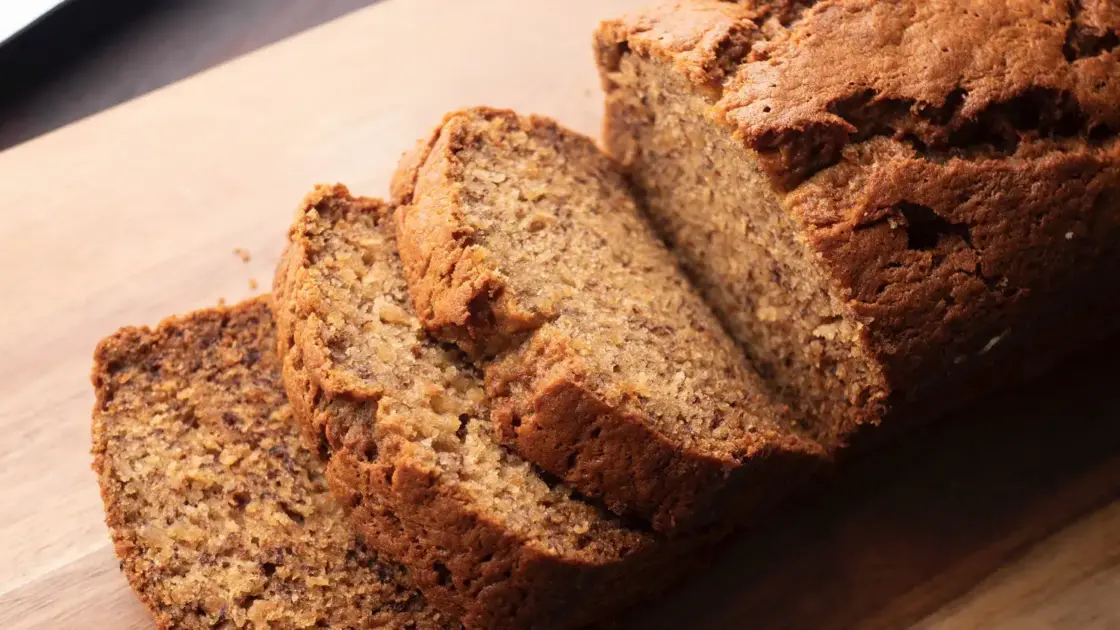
[0,1,1116,628]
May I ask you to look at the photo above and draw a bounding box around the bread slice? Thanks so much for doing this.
[273,185,706,630]
[391,107,824,533]
[90,297,452,630]
[596,0,1120,444]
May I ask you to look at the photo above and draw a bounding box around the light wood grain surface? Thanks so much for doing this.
[0,1,1116,628]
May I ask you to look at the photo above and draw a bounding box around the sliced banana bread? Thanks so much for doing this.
[273,185,708,630]
[597,0,1120,445]
[392,107,825,533]
[90,297,452,630]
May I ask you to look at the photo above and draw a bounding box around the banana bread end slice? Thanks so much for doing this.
[91,297,452,630]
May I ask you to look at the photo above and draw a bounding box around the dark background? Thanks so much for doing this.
[0,0,379,150]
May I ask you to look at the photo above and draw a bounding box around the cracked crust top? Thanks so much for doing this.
[598,0,1120,401]
[601,0,1120,189]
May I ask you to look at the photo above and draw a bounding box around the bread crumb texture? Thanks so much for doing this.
[273,186,693,630]
[392,107,824,532]
[91,297,453,629]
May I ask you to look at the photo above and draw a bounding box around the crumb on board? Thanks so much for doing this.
[249,279,259,290]
[233,248,251,263]
[217,297,227,306]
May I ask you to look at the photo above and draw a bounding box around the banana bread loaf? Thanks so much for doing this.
[392,107,824,533]
[91,297,453,630]
[273,185,710,630]
[597,0,1120,445]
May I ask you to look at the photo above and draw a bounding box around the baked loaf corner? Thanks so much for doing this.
[91,297,452,630]
[597,0,1120,444]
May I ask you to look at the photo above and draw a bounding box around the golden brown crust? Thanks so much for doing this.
[91,297,451,630]
[392,108,825,533]
[789,137,1120,398]
[273,185,706,630]
[392,114,547,359]
[721,0,1120,189]
[595,1,761,99]
[597,0,1120,434]
[594,0,819,103]
[603,1,1120,188]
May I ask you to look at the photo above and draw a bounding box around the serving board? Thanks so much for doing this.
[0,1,1116,628]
